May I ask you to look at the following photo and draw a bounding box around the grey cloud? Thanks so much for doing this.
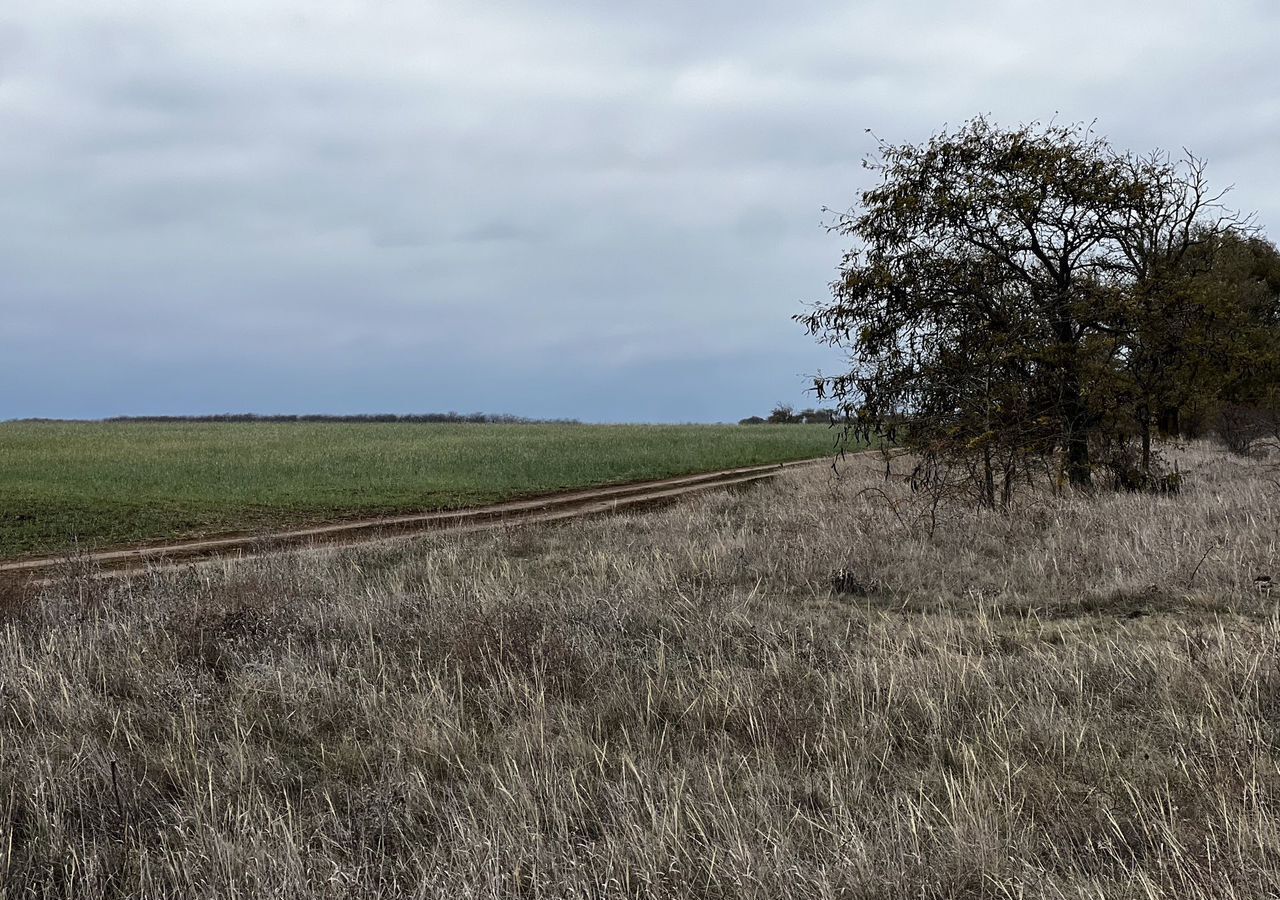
[2,0,1278,420]
[457,222,543,244]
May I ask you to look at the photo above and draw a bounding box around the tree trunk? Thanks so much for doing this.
[1052,304,1092,488]
[1058,361,1092,488]
[1065,427,1091,487]
[1139,404,1152,474]
[982,446,996,508]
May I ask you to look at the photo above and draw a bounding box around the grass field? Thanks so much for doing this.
[0,422,841,559]
[3,441,1279,897]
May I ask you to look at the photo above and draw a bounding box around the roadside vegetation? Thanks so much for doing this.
[0,422,841,559]
[2,439,1278,897]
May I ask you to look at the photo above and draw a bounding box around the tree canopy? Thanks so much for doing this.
[799,118,1279,503]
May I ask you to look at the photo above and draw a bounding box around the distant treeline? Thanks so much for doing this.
[739,404,838,426]
[15,413,583,425]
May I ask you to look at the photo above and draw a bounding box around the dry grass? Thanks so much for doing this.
[2,441,1280,898]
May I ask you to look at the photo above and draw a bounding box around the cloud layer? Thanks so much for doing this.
[3,1,1278,421]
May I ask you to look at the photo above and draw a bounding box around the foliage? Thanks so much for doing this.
[739,405,838,425]
[798,117,1278,504]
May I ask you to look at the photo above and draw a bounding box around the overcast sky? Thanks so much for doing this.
[3,1,1278,422]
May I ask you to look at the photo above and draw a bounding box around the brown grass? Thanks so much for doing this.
[2,441,1280,898]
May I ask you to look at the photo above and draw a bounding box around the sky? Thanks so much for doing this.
[3,1,1279,423]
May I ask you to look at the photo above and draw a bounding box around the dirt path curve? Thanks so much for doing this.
[2,457,828,582]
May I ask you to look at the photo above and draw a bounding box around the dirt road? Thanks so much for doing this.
[1,458,825,581]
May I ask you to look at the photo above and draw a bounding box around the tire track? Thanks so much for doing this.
[2,457,825,582]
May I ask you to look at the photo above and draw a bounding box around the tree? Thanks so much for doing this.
[798,118,1253,497]
[1101,154,1271,469]
[767,402,796,424]
[1203,235,1280,412]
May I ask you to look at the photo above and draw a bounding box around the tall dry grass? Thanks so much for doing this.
[2,441,1279,898]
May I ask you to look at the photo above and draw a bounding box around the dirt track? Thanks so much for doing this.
[1,458,826,582]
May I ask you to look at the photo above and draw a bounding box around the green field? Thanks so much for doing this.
[0,422,842,559]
